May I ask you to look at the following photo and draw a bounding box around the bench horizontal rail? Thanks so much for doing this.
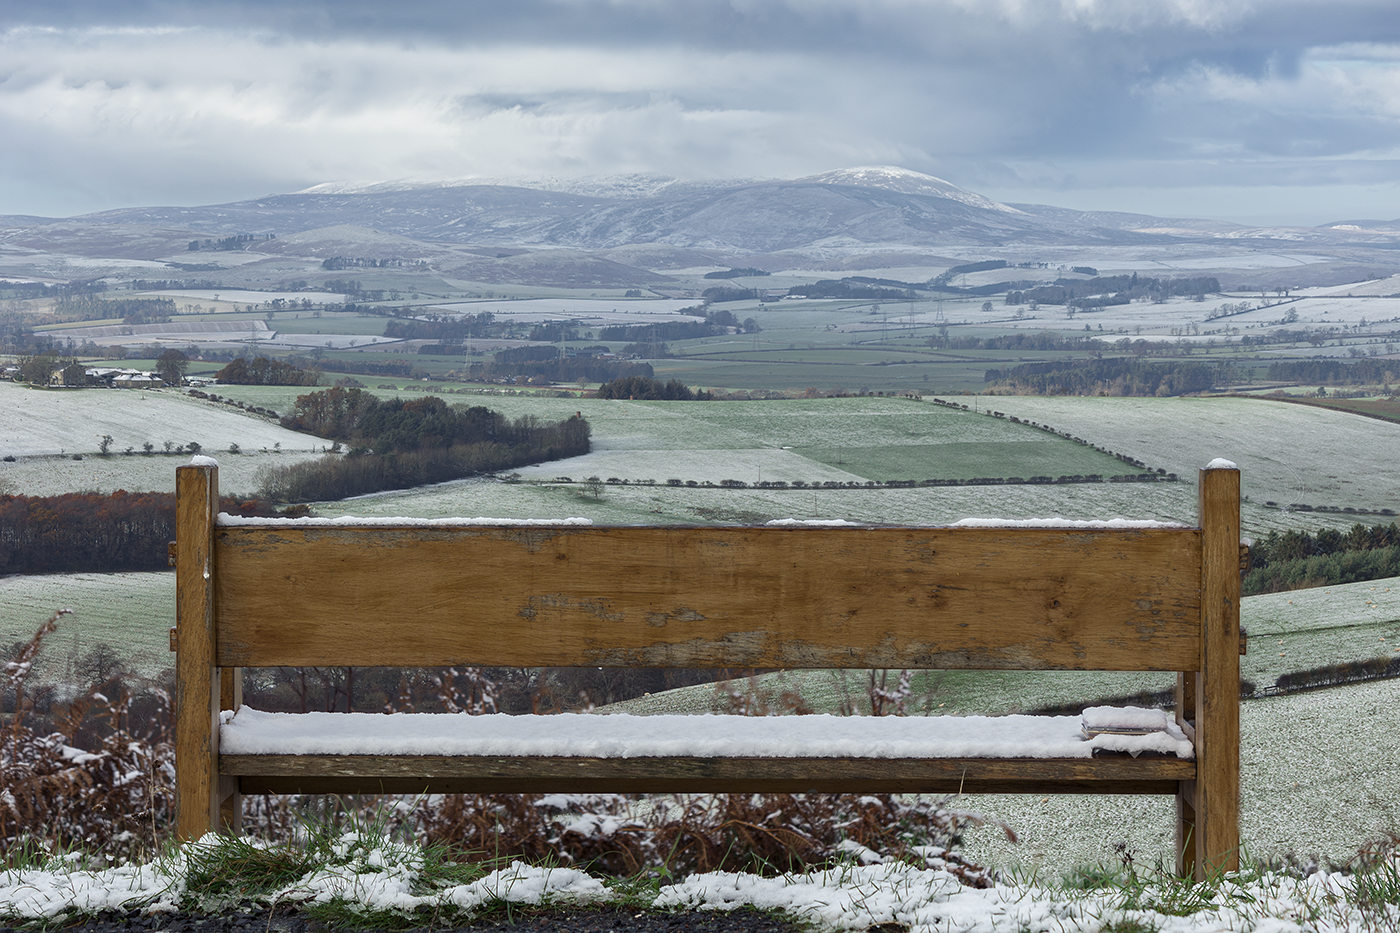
[213,524,1203,671]
[226,753,1195,796]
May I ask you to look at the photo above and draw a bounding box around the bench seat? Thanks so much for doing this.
[220,706,1195,796]
[221,707,1194,759]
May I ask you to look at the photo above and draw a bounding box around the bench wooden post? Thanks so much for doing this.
[1190,464,1241,877]
[174,463,226,841]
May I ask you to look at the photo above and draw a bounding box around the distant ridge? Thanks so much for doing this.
[795,166,1023,214]
[7,166,1400,257]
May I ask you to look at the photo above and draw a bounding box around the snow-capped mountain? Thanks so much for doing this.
[7,167,1397,262]
[796,166,1023,214]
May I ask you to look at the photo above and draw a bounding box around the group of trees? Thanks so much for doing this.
[703,267,770,279]
[788,279,919,300]
[984,358,1235,396]
[470,356,653,385]
[928,331,1107,352]
[13,351,79,386]
[1265,359,1400,386]
[1243,522,1400,595]
[1006,275,1221,310]
[52,294,177,325]
[0,491,276,575]
[263,389,591,500]
[383,311,504,342]
[930,260,1008,286]
[215,356,320,386]
[596,376,712,400]
[320,256,418,271]
[187,233,274,252]
[597,307,759,343]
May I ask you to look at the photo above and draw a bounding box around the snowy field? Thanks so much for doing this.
[133,289,351,306]
[0,571,173,687]
[0,382,323,458]
[829,286,1400,344]
[0,381,328,495]
[427,297,702,323]
[958,677,1400,875]
[967,395,1400,521]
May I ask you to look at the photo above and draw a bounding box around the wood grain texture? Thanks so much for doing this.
[1196,467,1242,877]
[225,754,1193,796]
[213,525,1203,671]
[174,464,219,842]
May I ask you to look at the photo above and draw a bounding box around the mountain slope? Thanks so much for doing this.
[6,168,1400,261]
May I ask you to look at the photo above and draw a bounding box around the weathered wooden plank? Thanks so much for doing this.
[174,464,220,842]
[214,525,1203,671]
[226,754,1194,796]
[1195,466,1242,877]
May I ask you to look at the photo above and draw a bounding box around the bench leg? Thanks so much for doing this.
[218,667,243,834]
[1176,779,1197,879]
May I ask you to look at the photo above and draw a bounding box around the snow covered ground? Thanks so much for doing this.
[427,297,702,324]
[0,381,328,495]
[968,395,1400,519]
[2,831,1397,931]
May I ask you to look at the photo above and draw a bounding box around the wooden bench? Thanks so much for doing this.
[173,460,1244,878]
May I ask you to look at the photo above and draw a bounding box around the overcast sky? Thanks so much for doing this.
[2,0,1398,226]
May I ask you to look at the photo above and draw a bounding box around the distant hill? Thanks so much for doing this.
[9,165,1397,257]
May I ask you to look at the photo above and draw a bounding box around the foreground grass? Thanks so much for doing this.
[2,827,1397,933]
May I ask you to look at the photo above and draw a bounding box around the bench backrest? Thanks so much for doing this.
[177,463,1240,674]
[210,523,1204,671]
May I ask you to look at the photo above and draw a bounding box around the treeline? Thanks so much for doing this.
[1252,523,1400,566]
[320,257,419,270]
[264,390,590,500]
[1265,359,1400,386]
[596,376,712,400]
[1006,274,1220,310]
[300,357,418,378]
[215,357,321,386]
[322,279,387,301]
[187,233,274,251]
[383,312,505,342]
[0,491,277,575]
[1273,658,1400,693]
[470,357,653,385]
[790,279,918,300]
[929,331,1107,352]
[0,280,106,301]
[704,267,770,279]
[129,278,225,292]
[1243,547,1400,596]
[984,358,1234,396]
[701,286,759,302]
[597,308,758,341]
[1243,522,1400,595]
[52,295,178,325]
[932,260,1008,285]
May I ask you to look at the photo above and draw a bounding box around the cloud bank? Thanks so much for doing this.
[2,1,1398,224]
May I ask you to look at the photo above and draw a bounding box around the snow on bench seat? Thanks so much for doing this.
[220,707,1193,760]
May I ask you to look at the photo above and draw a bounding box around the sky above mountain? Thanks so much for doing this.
[2,0,1398,226]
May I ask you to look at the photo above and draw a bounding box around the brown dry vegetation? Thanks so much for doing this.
[2,612,998,885]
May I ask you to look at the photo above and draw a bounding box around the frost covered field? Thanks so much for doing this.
[958,677,1400,875]
[0,381,327,495]
[972,395,1400,530]
[0,571,173,684]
